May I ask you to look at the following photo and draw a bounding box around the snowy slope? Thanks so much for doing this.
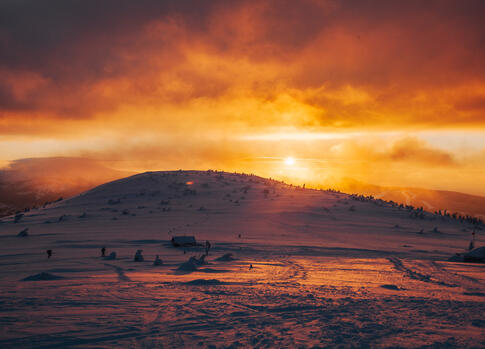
[0,170,484,348]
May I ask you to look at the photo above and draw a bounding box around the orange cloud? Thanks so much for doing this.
[0,0,484,130]
[0,0,484,197]
[384,138,456,166]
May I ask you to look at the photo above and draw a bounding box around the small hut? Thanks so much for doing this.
[464,246,485,263]
[171,236,197,247]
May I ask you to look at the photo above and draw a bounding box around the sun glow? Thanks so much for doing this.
[284,157,295,166]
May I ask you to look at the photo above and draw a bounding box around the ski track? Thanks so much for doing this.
[1,281,484,348]
[104,263,131,282]
[428,261,482,287]
[387,257,457,288]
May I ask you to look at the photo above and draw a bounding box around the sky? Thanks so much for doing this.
[1,0,484,195]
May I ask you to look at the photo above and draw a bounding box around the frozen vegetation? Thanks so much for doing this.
[0,170,483,348]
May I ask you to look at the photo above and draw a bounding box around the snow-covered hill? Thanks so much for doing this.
[0,170,483,348]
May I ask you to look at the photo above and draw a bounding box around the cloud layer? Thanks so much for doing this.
[1,0,485,131]
[0,1,484,195]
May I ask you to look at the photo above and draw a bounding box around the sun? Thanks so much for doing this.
[284,156,295,166]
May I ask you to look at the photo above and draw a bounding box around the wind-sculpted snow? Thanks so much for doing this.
[0,170,483,348]
[20,272,64,281]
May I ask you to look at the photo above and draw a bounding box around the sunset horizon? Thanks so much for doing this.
[1,1,484,348]
[1,0,485,199]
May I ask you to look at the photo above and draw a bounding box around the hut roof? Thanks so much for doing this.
[171,235,197,247]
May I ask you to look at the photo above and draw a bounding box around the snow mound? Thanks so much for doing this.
[134,249,144,262]
[21,272,65,281]
[448,254,463,262]
[449,246,485,263]
[177,255,210,271]
[185,279,223,285]
[215,253,236,261]
[380,284,401,290]
[195,254,208,265]
[463,292,485,297]
[178,258,198,271]
[153,255,163,266]
[104,252,117,260]
[17,228,29,237]
[464,246,485,263]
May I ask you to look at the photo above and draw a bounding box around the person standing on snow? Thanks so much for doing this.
[205,240,211,255]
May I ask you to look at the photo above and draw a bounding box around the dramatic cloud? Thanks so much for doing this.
[0,0,484,196]
[1,0,485,128]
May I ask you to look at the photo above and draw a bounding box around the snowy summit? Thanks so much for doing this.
[0,170,483,348]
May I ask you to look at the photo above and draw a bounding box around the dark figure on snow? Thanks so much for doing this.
[205,240,211,255]
[46,249,52,259]
[469,230,476,251]
[101,247,106,257]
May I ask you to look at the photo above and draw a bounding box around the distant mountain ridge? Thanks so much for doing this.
[336,179,485,220]
[0,157,484,219]
[0,157,132,217]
